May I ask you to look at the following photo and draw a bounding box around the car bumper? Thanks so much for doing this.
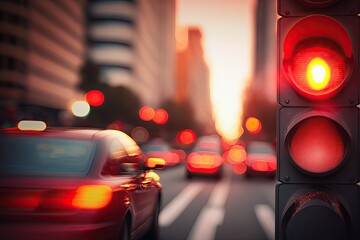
[0,222,121,240]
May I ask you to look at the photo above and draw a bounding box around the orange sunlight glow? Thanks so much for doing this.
[178,0,256,141]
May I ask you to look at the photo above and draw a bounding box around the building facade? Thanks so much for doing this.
[87,0,176,107]
[175,27,215,134]
[0,0,87,126]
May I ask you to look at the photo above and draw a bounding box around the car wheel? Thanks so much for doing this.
[120,218,130,240]
[144,197,160,240]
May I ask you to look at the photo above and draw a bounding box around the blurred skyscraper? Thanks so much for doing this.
[87,0,176,107]
[0,0,87,126]
[242,0,277,141]
[175,27,215,134]
[251,0,276,101]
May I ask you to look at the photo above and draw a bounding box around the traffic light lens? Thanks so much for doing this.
[297,0,340,8]
[289,116,346,174]
[289,42,348,99]
[284,190,349,240]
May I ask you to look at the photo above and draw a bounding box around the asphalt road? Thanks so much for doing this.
[156,164,277,240]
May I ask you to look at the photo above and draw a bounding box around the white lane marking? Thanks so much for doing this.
[254,204,275,240]
[187,179,231,240]
[187,207,225,240]
[159,182,204,227]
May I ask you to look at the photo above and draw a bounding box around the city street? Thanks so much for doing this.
[156,164,276,240]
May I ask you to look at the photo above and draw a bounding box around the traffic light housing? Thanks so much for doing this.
[276,1,360,239]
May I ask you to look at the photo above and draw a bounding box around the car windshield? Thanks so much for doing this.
[142,143,170,152]
[247,142,275,155]
[0,136,96,177]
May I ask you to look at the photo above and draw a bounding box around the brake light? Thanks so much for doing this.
[252,161,269,172]
[233,162,247,175]
[187,152,222,168]
[72,185,112,209]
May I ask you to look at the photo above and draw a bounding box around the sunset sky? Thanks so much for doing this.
[177,0,257,141]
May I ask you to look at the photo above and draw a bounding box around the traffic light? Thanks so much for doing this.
[276,1,360,239]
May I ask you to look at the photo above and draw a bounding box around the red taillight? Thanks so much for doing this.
[233,162,247,175]
[0,189,77,211]
[268,161,277,171]
[252,161,269,172]
[0,190,42,209]
[0,185,113,211]
[72,185,112,209]
[187,152,222,168]
[289,116,347,175]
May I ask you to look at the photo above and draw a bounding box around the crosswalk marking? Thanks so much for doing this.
[187,179,231,240]
[254,204,275,240]
[159,182,204,227]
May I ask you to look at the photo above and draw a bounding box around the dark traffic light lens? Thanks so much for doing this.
[288,116,348,175]
[283,189,350,240]
[297,0,340,8]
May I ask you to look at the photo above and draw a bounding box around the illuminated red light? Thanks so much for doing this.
[233,162,247,175]
[177,129,196,145]
[283,15,353,100]
[228,145,246,164]
[139,106,155,121]
[288,43,348,99]
[85,90,104,106]
[252,161,269,172]
[72,185,112,209]
[245,117,262,134]
[153,109,168,125]
[187,152,222,169]
[289,116,347,174]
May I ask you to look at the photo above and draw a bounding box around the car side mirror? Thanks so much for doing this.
[146,157,165,170]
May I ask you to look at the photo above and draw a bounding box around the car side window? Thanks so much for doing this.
[117,132,144,172]
[101,133,144,176]
[101,139,127,176]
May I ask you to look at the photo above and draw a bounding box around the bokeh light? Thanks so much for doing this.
[139,106,155,121]
[153,109,168,125]
[245,116,262,134]
[85,90,104,106]
[71,100,90,117]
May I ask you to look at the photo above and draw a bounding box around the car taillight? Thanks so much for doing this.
[72,185,112,209]
[252,161,269,172]
[233,162,247,175]
[188,153,222,168]
[0,185,113,211]
[252,160,276,172]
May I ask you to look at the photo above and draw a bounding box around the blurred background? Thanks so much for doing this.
[0,0,276,146]
[0,1,279,239]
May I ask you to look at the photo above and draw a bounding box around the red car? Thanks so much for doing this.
[0,121,164,240]
[141,138,181,167]
[186,135,223,179]
[244,141,277,178]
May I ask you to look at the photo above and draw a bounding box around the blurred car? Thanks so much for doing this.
[186,135,223,179]
[0,121,164,240]
[141,138,181,167]
[244,141,277,178]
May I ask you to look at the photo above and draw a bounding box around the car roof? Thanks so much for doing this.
[1,127,125,141]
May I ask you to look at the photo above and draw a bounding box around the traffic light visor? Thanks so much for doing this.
[283,15,353,99]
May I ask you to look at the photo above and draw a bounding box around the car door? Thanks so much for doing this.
[117,133,158,229]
